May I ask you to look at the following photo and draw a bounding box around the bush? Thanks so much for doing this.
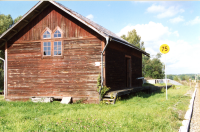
[97,74,110,98]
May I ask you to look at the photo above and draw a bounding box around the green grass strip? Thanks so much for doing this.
[0,85,191,132]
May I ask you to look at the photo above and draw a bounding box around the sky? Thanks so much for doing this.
[0,1,200,75]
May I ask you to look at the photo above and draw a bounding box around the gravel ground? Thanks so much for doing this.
[190,84,200,132]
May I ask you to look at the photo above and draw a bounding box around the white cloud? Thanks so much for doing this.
[146,4,184,18]
[172,31,179,37]
[86,14,94,20]
[145,39,200,74]
[161,40,200,74]
[169,16,184,24]
[186,16,200,25]
[147,4,165,13]
[116,21,200,74]
[116,21,179,42]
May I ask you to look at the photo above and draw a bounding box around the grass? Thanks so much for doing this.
[0,85,192,132]
[0,95,3,101]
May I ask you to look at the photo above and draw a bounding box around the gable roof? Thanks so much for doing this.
[0,1,149,56]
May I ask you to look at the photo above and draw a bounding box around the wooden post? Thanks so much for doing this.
[5,42,7,98]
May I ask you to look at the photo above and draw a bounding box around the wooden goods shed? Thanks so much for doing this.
[0,1,149,103]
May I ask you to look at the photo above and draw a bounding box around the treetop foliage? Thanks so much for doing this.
[121,29,164,79]
[0,14,22,36]
[121,29,145,51]
[0,14,13,35]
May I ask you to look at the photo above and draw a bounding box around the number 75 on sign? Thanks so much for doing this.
[160,44,170,54]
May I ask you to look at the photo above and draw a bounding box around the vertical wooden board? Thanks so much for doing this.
[105,41,142,90]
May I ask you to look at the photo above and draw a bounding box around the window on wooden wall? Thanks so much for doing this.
[43,42,51,56]
[42,27,52,39]
[53,41,62,56]
[41,27,63,58]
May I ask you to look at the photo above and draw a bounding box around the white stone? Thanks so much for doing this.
[61,97,71,104]
[179,126,187,132]
[184,109,192,120]
[182,120,189,127]
[31,97,53,103]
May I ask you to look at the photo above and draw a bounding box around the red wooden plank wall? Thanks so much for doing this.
[6,4,102,103]
[105,41,142,90]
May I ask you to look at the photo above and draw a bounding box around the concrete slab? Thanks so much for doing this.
[31,97,53,103]
[61,97,71,104]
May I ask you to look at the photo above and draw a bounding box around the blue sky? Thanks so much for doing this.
[0,1,200,75]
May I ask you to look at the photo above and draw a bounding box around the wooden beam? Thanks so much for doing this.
[23,19,29,23]
[34,10,40,13]
[13,36,98,44]
[1,39,7,42]
[3,3,50,43]
[5,41,7,98]
[12,29,18,33]
[125,55,131,58]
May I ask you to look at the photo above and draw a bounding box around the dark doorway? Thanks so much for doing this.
[126,57,131,87]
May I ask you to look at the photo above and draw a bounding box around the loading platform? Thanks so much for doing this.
[102,85,172,104]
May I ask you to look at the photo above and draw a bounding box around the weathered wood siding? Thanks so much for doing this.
[7,4,102,103]
[105,41,142,90]
[9,5,100,43]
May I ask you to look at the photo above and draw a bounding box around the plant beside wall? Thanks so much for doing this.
[97,74,110,99]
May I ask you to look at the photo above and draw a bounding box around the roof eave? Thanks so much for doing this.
[49,1,108,39]
[0,1,45,47]
[110,37,150,57]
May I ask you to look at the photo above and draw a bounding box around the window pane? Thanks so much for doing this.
[43,42,51,56]
[58,42,61,45]
[43,30,51,39]
[54,47,57,50]
[54,30,62,38]
[54,51,57,55]
[44,42,47,46]
[58,51,61,55]
[54,42,57,46]
[58,46,61,50]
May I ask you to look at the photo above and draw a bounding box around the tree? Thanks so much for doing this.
[173,76,179,81]
[121,29,145,50]
[121,29,164,79]
[167,74,174,80]
[0,14,13,35]
[143,53,164,79]
[0,14,22,36]
[14,15,22,24]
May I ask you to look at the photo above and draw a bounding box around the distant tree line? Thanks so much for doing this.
[121,29,165,79]
[167,74,199,82]
[0,14,22,90]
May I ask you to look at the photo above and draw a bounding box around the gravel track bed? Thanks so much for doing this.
[190,87,200,132]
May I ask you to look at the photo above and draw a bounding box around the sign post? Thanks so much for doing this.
[160,44,170,100]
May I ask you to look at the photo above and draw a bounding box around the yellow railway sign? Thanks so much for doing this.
[160,44,170,54]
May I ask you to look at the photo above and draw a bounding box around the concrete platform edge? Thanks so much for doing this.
[179,88,197,132]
